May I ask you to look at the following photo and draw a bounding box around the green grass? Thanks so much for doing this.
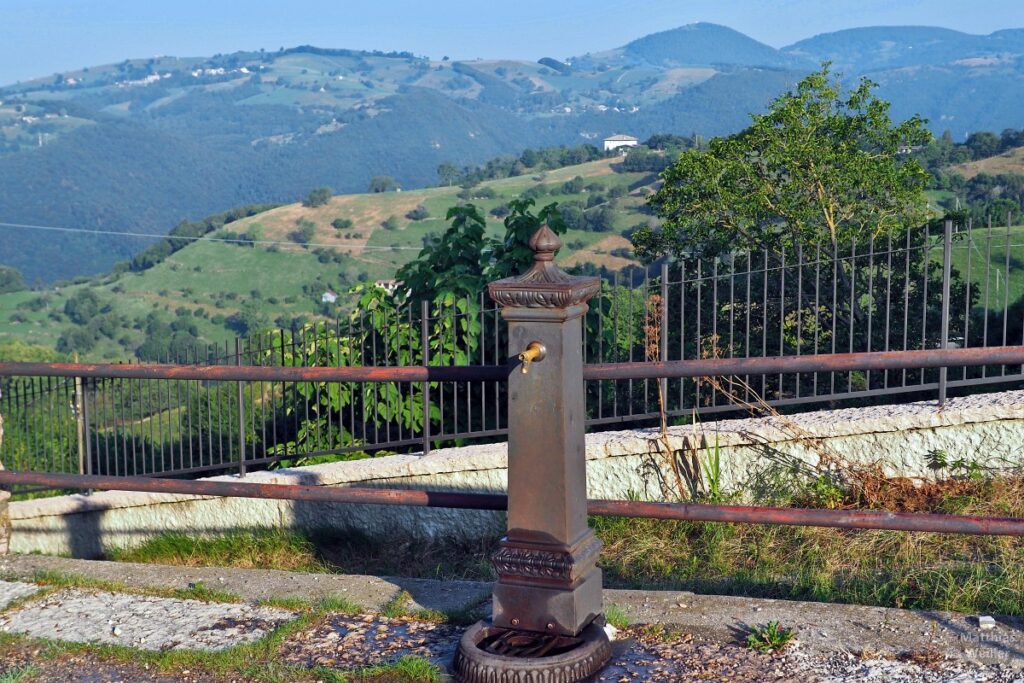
[0,666,38,683]
[947,223,1024,313]
[604,604,630,629]
[746,621,797,653]
[172,581,243,603]
[21,569,242,605]
[108,529,329,573]
[0,157,650,361]
[594,474,1024,617]
[347,656,443,683]
[103,473,1024,619]
[108,527,496,583]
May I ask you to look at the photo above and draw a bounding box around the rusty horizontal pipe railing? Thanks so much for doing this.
[2,470,1023,537]
[0,361,511,383]
[2,346,1024,384]
[0,470,508,510]
[582,346,1024,381]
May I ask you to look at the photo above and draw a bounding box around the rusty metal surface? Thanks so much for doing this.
[581,346,1024,381]
[2,470,1023,536]
[3,346,1023,385]
[0,470,507,510]
[0,361,510,383]
[493,225,604,637]
[586,499,1024,536]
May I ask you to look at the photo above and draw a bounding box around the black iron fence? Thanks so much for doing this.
[3,345,1024,537]
[2,219,1024,487]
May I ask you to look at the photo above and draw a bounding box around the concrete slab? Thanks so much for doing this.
[2,555,1021,669]
[0,554,491,616]
[606,589,1024,670]
[1,588,294,651]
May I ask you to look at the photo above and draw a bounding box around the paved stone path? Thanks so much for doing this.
[1,569,1023,682]
[0,583,294,651]
[0,579,37,610]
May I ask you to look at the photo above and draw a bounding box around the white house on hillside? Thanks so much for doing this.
[321,291,338,304]
[603,134,638,153]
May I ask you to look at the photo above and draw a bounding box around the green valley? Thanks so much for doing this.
[0,156,655,360]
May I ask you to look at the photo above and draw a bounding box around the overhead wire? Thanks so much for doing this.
[0,220,426,251]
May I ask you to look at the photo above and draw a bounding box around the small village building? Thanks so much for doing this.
[321,290,338,304]
[603,134,639,153]
[374,279,401,295]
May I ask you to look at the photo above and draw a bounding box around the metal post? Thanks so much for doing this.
[74,374,85,476]
[235,338,246,477]
[421,299,431,456]
[80,377,92,495]
[939,219,952,406]
[660,262,669,409]
[454,225,611,682]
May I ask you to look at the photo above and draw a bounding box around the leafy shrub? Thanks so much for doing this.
[302,186,333,208]
[406,204,430,220]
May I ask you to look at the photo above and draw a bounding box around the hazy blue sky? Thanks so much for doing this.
[2,0,1022,86]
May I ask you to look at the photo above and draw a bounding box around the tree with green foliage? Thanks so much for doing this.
[965,131,1001,160]
[0,266,26,293]
[291,218,317,245]
[394,205,491,302]
[394,198,567,302]
[55,326,97,354]
[406,204,430,221]
[231,300,270,337]
[635,65,932,259]
[331,217,353,231]
[63,289,102,325]
[437,162,460,187]
[302,186,333,208]
[368,175,398,193]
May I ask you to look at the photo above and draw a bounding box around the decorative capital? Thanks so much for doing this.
[487,225,600,309]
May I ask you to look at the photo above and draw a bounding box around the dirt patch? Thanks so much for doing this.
[279,613,460,670]
[950,146,1024,180]
[648,67,717,96]
[541,158,620,182]
[233,192,429,252]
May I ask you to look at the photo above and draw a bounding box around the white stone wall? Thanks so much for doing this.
[8,391,1024,558]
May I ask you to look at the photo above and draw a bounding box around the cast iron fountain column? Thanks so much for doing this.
[454,225,612,682]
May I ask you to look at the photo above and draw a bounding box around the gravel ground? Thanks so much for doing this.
[1,573,1022,682]
[279,612,462,669]
[276,616,1024,682]
[3,611,1024,682]
[795,650,1024,683]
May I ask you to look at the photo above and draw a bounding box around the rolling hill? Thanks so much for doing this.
[0,156,657,360]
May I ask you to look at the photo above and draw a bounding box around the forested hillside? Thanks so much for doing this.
[0,153,664,360]
[2,22,1024,282]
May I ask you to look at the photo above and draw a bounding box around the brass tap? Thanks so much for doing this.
[518,342,546,374]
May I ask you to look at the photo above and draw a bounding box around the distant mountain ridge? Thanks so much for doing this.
[610,23,813,69]
[784,25,1024,72]
[2,21,1023,283]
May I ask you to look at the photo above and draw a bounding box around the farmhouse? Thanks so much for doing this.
[320,290,338,304]
[603,133,638,152]
[374,278,402,295]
